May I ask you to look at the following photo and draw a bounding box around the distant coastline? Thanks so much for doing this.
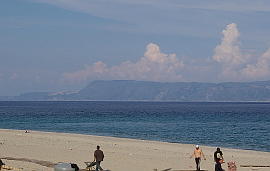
[2,80,270,101]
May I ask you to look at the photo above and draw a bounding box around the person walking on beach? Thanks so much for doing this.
[94,145,104,171]
[190,145,206,171]
[214,147,224,163]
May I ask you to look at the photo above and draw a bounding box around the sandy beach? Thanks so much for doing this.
[0,129,269,171]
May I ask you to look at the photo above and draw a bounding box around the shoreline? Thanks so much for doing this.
[1,128,269,153]
[0,129,270,171]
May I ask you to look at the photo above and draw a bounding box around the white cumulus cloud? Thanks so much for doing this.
[213,23,244,65]
[213,23,270,81]
[63,23,270,84]
[212,23,247,80]
[63,43,184,83]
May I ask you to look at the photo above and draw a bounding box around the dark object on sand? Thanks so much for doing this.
[0,159,5,170]
[54,163,79,171]
[0,159,4,166]
[71,163,79,171]
[240,165,270,168]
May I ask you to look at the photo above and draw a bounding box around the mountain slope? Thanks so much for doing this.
[4,80,270,101]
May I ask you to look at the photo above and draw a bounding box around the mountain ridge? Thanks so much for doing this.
[2,80,270,101]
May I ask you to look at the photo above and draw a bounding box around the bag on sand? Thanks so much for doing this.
[71,163,79,171]
[0,159,4,166]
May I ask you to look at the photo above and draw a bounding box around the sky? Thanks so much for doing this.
[1,0,270,95]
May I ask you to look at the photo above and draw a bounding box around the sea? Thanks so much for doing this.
[0,101,269,152]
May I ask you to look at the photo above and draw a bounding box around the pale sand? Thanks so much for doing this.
[0,129,269,171]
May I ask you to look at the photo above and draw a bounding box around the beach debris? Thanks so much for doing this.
[2,157,56,168]
[161,168,172,171]
[240,165,270,168]
[0,160,23,171]
[1,165,23,170]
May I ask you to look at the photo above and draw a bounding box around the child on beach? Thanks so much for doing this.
[227,161,237,171]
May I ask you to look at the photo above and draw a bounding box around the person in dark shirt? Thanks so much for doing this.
[215,158,224,171]
[214,148,224,163]
[94,145,104,171]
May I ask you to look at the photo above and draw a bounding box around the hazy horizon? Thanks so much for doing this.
[3,79,270,99]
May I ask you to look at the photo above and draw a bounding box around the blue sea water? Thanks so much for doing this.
[0,101,269,152]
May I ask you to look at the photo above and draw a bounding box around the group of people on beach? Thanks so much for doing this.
[93,144,226,171]
[191,145,225,171]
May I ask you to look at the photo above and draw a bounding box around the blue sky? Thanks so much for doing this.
[1,0,270,95]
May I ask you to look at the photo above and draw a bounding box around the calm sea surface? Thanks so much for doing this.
[0,101,269,152]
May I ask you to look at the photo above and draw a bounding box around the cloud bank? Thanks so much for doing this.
[63,43,184,83]
[63,23,270,84]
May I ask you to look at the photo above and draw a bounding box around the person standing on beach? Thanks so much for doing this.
[94,145,104,171]
[214,148,224,163]
[190,145,206,171]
